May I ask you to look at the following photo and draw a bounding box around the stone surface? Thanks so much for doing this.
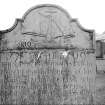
[0,50,96,104]
[96,59,105,72]
[95,73,105,104]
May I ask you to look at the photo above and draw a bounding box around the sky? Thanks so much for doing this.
[0,0,105,34]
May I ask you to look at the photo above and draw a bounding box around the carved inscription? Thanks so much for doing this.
[0,50,95,104]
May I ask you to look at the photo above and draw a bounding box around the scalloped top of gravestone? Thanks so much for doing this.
[0,4,94,50]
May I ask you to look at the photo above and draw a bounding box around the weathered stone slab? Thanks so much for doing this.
[0,4,96,105]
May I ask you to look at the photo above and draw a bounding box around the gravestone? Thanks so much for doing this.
[0,4,96,105]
